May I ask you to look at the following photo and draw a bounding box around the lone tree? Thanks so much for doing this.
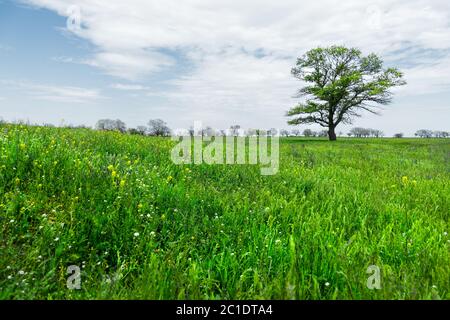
[287,46,406,141]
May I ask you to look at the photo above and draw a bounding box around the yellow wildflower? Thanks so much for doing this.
[119,179,126,187]
[111,171,117,178]
[107,165,114,171]
[401,176,408,185]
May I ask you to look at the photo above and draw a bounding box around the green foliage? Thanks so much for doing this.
[287,46,406,140]
[0,124,448,299]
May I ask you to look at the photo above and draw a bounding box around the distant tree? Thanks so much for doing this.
[433,131,448,138]
[347,132,352,137]
[268,128,278,137]
[350,127,365,138]
[147,119,170,136]
[303,129,314,137]
[280,129,290,137]
[136,126,148,135]
[291,129,300,137]
[128,127,147,135]
[287,46,406,141]
[303,129,311,137]
[96,119,109,130]
[371,129,384,138]
[317,130,328,137]
[115,119,127,133]
[394,133,404,138]
[245,128,257,137]
[229,125,241,136]
[127,128,140,135]
[202,126,215,137]
[415,129,433,138]
[96,119,126,132]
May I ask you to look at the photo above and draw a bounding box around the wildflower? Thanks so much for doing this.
[54,237,59,242]
[107,165,114,171]
[137,203,143,209]
[325,282,330,287]
[119,179,126,187]
[18,270,25,275]
[111,171,117,178]
[444,232,448,236]
[161,214,166,220]
[412,180,417,186]
[401,176,408,185]
[133,232,140,237]
[150,231,156,237]
[7,275,12,280]
[166,175,173,183]
[14,178,20,185]
[275,239,281,245]
[19,143,26,150]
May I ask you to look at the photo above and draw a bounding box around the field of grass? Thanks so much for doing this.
[0,123,449,299]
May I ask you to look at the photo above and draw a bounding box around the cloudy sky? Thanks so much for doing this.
[0,0,449,136]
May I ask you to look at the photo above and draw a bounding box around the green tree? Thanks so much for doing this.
[287,46,406,141]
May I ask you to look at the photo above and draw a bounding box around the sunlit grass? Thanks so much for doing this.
[0,124,448,299]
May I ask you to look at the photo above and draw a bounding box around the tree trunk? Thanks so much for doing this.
[328,126,337,141]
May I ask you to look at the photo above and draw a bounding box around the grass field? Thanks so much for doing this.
[0,123,449,299]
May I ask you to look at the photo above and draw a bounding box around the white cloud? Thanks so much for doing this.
[1,80,104,103]
[110,83,150,91]
[19,0,450,128]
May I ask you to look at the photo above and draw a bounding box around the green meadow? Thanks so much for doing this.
[0,123,449,299]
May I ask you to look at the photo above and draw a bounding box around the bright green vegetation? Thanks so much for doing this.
[0,124,449,299]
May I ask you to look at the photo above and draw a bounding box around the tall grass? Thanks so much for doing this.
[0,124,448,299]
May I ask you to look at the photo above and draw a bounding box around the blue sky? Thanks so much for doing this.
[0,0,449,136]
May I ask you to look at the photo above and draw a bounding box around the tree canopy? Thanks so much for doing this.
[287,46,406,140]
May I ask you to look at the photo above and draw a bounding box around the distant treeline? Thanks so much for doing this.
[0,117,448,138]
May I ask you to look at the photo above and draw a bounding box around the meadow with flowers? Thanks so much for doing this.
[0,123,449,299]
